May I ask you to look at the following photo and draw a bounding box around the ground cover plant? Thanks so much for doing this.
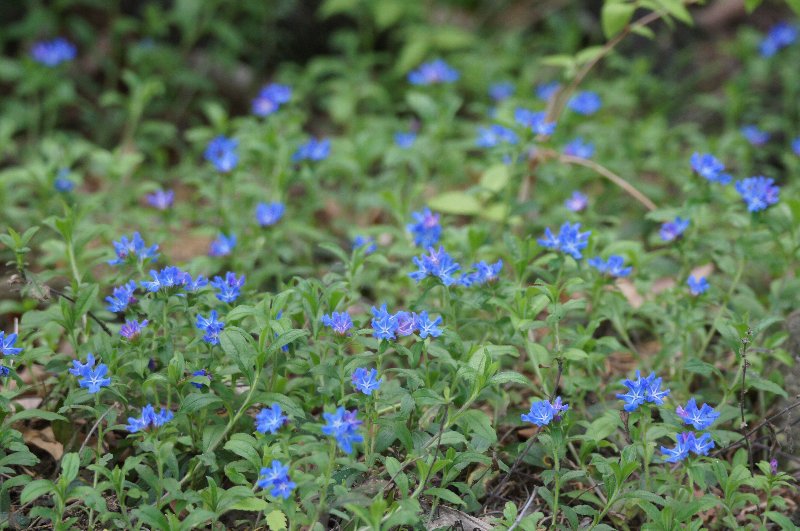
[1,0,800,529]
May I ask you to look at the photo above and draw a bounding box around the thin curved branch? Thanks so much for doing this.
[559,153,658,211]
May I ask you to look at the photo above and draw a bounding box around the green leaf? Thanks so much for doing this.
[424,487,466,506]
[180,393,223,415]
[457,410,497,443]
[489,371,529,386]
[602,2,636,39]
[6,409,67,424]
[743,0,763,12]
[20,479,55,504]
[766,511,796,530]
[787,0,800,16]
[429,191,482,215]
[480,164,509,193]
[219,327,258,381]
[747,374,788,398]
[60,452,80,484]
[266,509,288,530]
[73,284,99,319]
[230,497,270,512]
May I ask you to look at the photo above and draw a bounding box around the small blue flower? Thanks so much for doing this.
[196,310,225,345]
[617,371,670,412]
[409,246,461,286]
[351,368,383,396]
[408,59,459,85]
[153,408,174,427]
[120,319,148,340]
[395,311,418,337]
[793,137,800,156]
[563,137,594,159]
[0,366,10,377]
[565,191,588,212]
[489,81,515,101]
[407,208,441,248]
[687,275,709,296]
[126,404,173,433]
[252,83,292,116]
[676,398,720,430]
[204,136,239,173]
[760,22,797,57]
[0,332,23,356]
[476,125,519,148]
[78,363,112,394]
[535,82,560,101]
[190,369,211,389]
[257,460,296,499]
[416,311,442,339]
[538,222,591,260]
[394,132,417,148]
[140,266,191,292]
[255,403,288,434]
[588,255,632,277]
[31,38,76,66]
[659,217,689,242]
[661,432,694,463]
[209,233,236,257]
[521,400,554,427]
[108,232,159,266]
[321,311,354,335]
[210,272,245,303]
[371,304,399,340]
[292,138,330,162]
[692,432,715,456]
[690,153,731,185]
[353,235,376,254]
[322,407,364,454]
[185,275,209,292]
[69,353,95,377]
[550,397,570,420]
[256,202,285,227]
[741,125,770,146]
[735,176,780,212]
[568,91,602,115]
[54,168,74,192]
[146,189,174,210]
[458,260,503,287]
[105,281,138,313]
[514,108,556,135]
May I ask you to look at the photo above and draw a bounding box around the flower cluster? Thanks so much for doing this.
[108,232,159,266]
[196,310,225,345]
[565,191,588,212]
[457,260,503,287]
[676,398,720,430]
[514,108,556,135]
[735,176,780,212]
[409,246,461,286]
[106,281,138,312]
[141,266,206,293]
[257,461,296,499]
[31,38,76,66]
[120,319,148,340]
[351,368,383,396]
[687,275,709,296]
[204,136,239,173]
[126,404,174,433]
[538,222,591,260]
[69,354,112,394]
[370,305,442,340]
[408,59,459,85]
[690,153,731,185]
[617,371,670,412]
[563,137,594,159]
[256,202,285,227]
[292,137,330,162]
[322,407,363,454]
[210,272,245,303]
[54,168,74,192]
[146,189,174,210]
[759,22,797,57]
[209,233,236,257]
[588,255,632,277]
[521,397,569,427]
[0,331,22,356]
[659,217,689,242]
[255,403,288,434]
[568,91,602,115]
[321,311,354,335]
[476,125,518,148]
[661,398,720,462]
[252,83,292,116]
[407,208,441,248]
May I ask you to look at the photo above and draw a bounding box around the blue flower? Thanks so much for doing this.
[185,275,209,292]
[692,432,715,456]
[292,138,330,162]
[617,371,670,412]
[353,235,376,254]
[54,169,74,192]
[322,407,364,454]
[108,232,159,266]
[741,125,770,146]
[514,108,556,135]
[146,189,174,210]
[563,137,594,159]
[0,366,10,377]
[74,356,111,394]
[407,208,441,248]
[476,125,519,148]
[687,275,709,296]
[408,59,459,85]
[352,368,383,396]
[255,403,288,434]
[588,255,632,277]
[659,217,689,242]
[69,353,95,377]
[565,191,588,212]
[521,397,569,427]
[535,82,560,101]
[793,137,800,156]
[190,369,211,389]
[209,233,236,257]
[140,266,191,292]
[395,311,418,337]
[760,22,797,57]
[458,260,503,287]
[105,281,138,312]
[735,176,780,212]
[676,398,720,430]
[538,222,591,260]
[256,202,285,227]
[489,81,515,101]
[321,311,354,335]
[210,272,245,303]
[126,404,173,433]
[196,310,225,345]
[120,319,148,340]
[409,246,461,286]
[257,460,296,499]
[550,397,570,419]
[394,132,417,148]
[204,136,239,173]
[690,153,731,185]
[252,83,292,116]
[416,311,442,339]
[0,332,23,356]
[661,432,694,463]
[371,304,399,340]
[568,91,602,115]
[31,38,76,66]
